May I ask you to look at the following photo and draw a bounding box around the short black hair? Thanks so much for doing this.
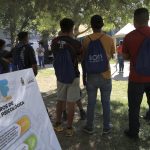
[60,18,74,33]
[39,41,44,46]
[119,40,123,45]
[91,15,104,30]
[18,32,28,41]
[0,39,5,48]
[134,8,149,25]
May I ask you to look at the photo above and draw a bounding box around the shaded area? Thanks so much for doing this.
[42,89,150,150]
[112,73,128,81]
[37,68,150,150]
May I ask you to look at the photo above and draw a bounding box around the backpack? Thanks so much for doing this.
[84,35,108,74]
[12,45,26,71]
[53,39,76,84]
[135,31,150,76]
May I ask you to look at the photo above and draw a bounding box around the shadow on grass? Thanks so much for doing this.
[112,74,128,81]
[42,89,150,150]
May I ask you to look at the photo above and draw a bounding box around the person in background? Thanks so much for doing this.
[117,40,124,73]
[52,18,82,137]
[36,42,45,68]
[82,15,115,135]
[114,44,119,71]
[0,39,11,74]
[123,8,150,139]
[12,32,38,76]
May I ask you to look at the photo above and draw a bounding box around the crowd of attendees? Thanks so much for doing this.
[0,7,150,140]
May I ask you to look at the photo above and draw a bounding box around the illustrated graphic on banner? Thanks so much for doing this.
[0,69,61,150]
[0,79,12,102]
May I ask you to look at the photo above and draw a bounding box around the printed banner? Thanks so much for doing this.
[0,69,61,150]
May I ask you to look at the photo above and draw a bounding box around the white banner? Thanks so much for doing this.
[0,69,61,150]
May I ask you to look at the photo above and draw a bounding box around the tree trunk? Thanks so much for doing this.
[9,0,17,46]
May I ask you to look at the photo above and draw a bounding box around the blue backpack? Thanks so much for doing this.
[84,35,108,74]
[53,40,75,84]
[136,31,150,76]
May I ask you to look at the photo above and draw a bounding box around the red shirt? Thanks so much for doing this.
[117,45,123,55]
[123,26,150,83]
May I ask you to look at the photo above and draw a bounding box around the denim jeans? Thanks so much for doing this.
[86,74,112,129]
[38,56,45,67]
[128,82,150,134]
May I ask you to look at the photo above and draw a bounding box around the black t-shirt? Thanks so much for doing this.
[12,43,37,69]
[23,44,37,68]
[51,36,81,77]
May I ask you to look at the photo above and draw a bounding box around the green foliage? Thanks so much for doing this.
[0,0,149,43]
[0,0,47,43]
[33,12,58,36]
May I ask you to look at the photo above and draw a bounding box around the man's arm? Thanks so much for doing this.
[110,39,116,60]
[2,58,10,64]
[81,38,89,86]
[29,46,38,76]
[51,38,57,53]
[32,64,38,76]
[122,37,130,60]
[123,53,130,60]
[1,50,12,64]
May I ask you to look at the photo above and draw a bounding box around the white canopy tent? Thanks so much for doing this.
[113,21,150,39]
[113,21,150,49]
[114,23,135,38]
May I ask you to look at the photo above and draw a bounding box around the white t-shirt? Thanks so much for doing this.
[36,47,45,57]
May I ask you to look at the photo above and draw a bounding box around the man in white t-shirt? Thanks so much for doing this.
[36,42,45,68]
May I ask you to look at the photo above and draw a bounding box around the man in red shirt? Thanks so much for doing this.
[117,40,124,73]
[123,8,150,139]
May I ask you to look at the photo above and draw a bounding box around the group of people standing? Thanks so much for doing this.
[0,31,47,76]
[0,32,38,75]
[52,7,150,139]
[51,15,115,137]
[0,7,150,141]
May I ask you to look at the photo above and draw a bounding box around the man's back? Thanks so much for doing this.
[82,32,115,79]
[82,15,114,135]
[83,33,115,59]
[123,26,150,82]
[13,43,37,69]
[52,36,81,78]
[12,43,37,76]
